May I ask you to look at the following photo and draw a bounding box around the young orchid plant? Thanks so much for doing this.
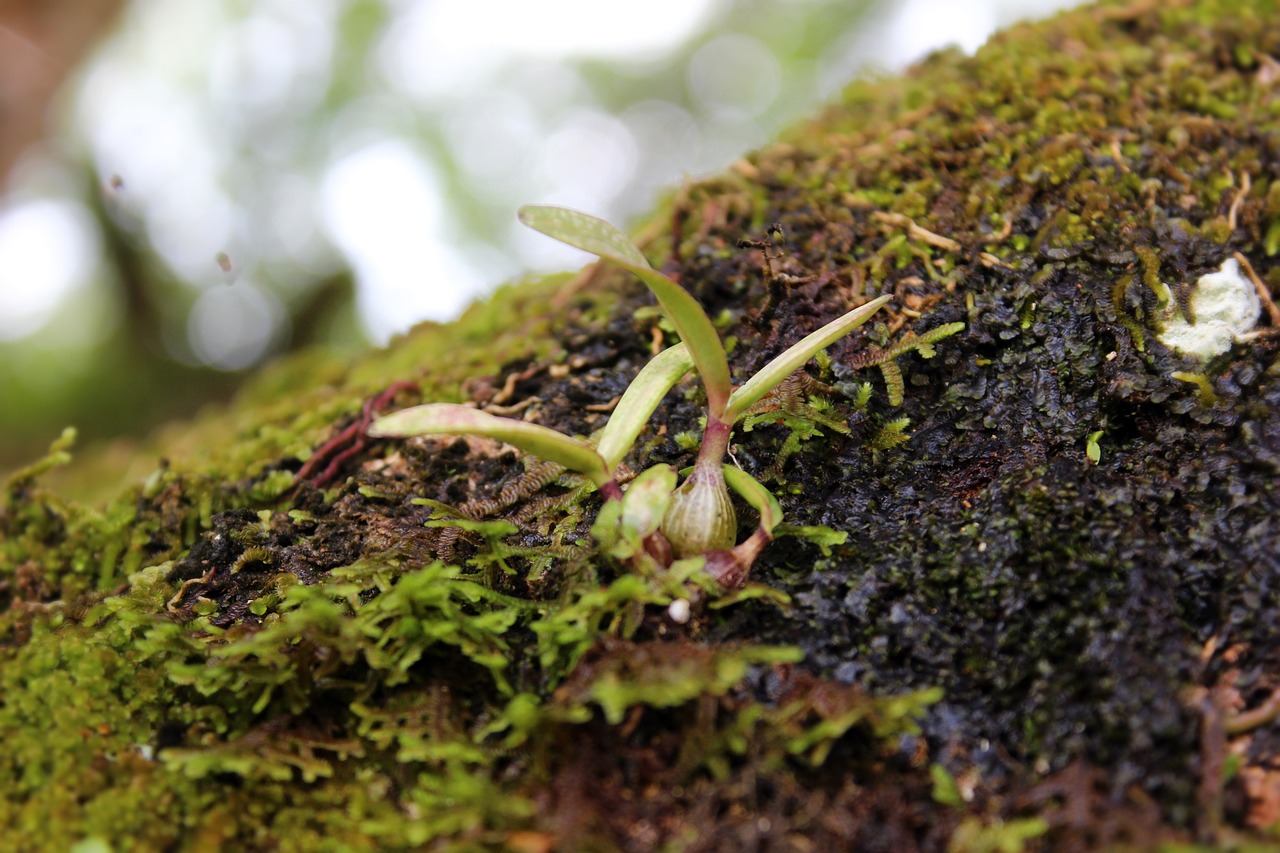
[370,206,889,588]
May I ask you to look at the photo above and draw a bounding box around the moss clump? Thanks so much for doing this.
[5,0,1280,848]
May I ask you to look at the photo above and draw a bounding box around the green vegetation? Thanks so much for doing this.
[374,205,893,587]
[4,0,1280,848]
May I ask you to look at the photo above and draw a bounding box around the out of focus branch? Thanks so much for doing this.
[0,0,124,185]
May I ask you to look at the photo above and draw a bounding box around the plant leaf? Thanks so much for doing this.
[591,464,678,561]
[518,204,732,417]
[595,344,694,470]
[369,403,612,488]
[628,265,733,418]
[517,204,650,268]
[722,465,782,535]
[725,295,891,422]
[620,464,677,538]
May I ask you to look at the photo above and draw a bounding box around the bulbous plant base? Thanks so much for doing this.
[660,466,738,559]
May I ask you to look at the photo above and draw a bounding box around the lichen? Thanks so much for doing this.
[1157,257,1262,358]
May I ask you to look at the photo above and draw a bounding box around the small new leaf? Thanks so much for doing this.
[620,464,677,538]
[592,464,678,561]
[1086,430,1103,464]
[722,465,782,536]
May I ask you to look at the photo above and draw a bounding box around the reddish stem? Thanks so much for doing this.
[696,416,733,471]
[297,380,418,487]
[731,526,773,572]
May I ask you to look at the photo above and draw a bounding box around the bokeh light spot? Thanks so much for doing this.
[320,139,485,341]
[687,34,781,120]
[0,200,99,341]
[536,110,638,209]
[187,283,285,370]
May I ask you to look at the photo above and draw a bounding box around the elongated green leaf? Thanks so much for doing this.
[596,344,694,470]
[517,204,650,269]
[518,204,732,417]
[722,465,783,535]
[627,265,732,417]
[370,403,611,488]
[725,295,891,422]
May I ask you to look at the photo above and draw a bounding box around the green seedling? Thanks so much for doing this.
[372,205,889,588]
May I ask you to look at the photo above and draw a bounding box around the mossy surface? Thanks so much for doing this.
[5,0,1280,849]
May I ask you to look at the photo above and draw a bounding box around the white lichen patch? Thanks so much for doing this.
[1157,258,1261,359]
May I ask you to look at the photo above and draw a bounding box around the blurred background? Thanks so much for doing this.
[0,0,1081,471]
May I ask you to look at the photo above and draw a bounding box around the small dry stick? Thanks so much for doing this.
[1227,171,1251,232]
[1233,251,1280,326]
[1226,685,1280,735]
[296,380,418,487]
[873,211,961,252]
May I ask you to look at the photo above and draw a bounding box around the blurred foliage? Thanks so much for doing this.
[0,0,890,471]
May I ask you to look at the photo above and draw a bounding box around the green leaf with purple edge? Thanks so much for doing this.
[369,403,612,488]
